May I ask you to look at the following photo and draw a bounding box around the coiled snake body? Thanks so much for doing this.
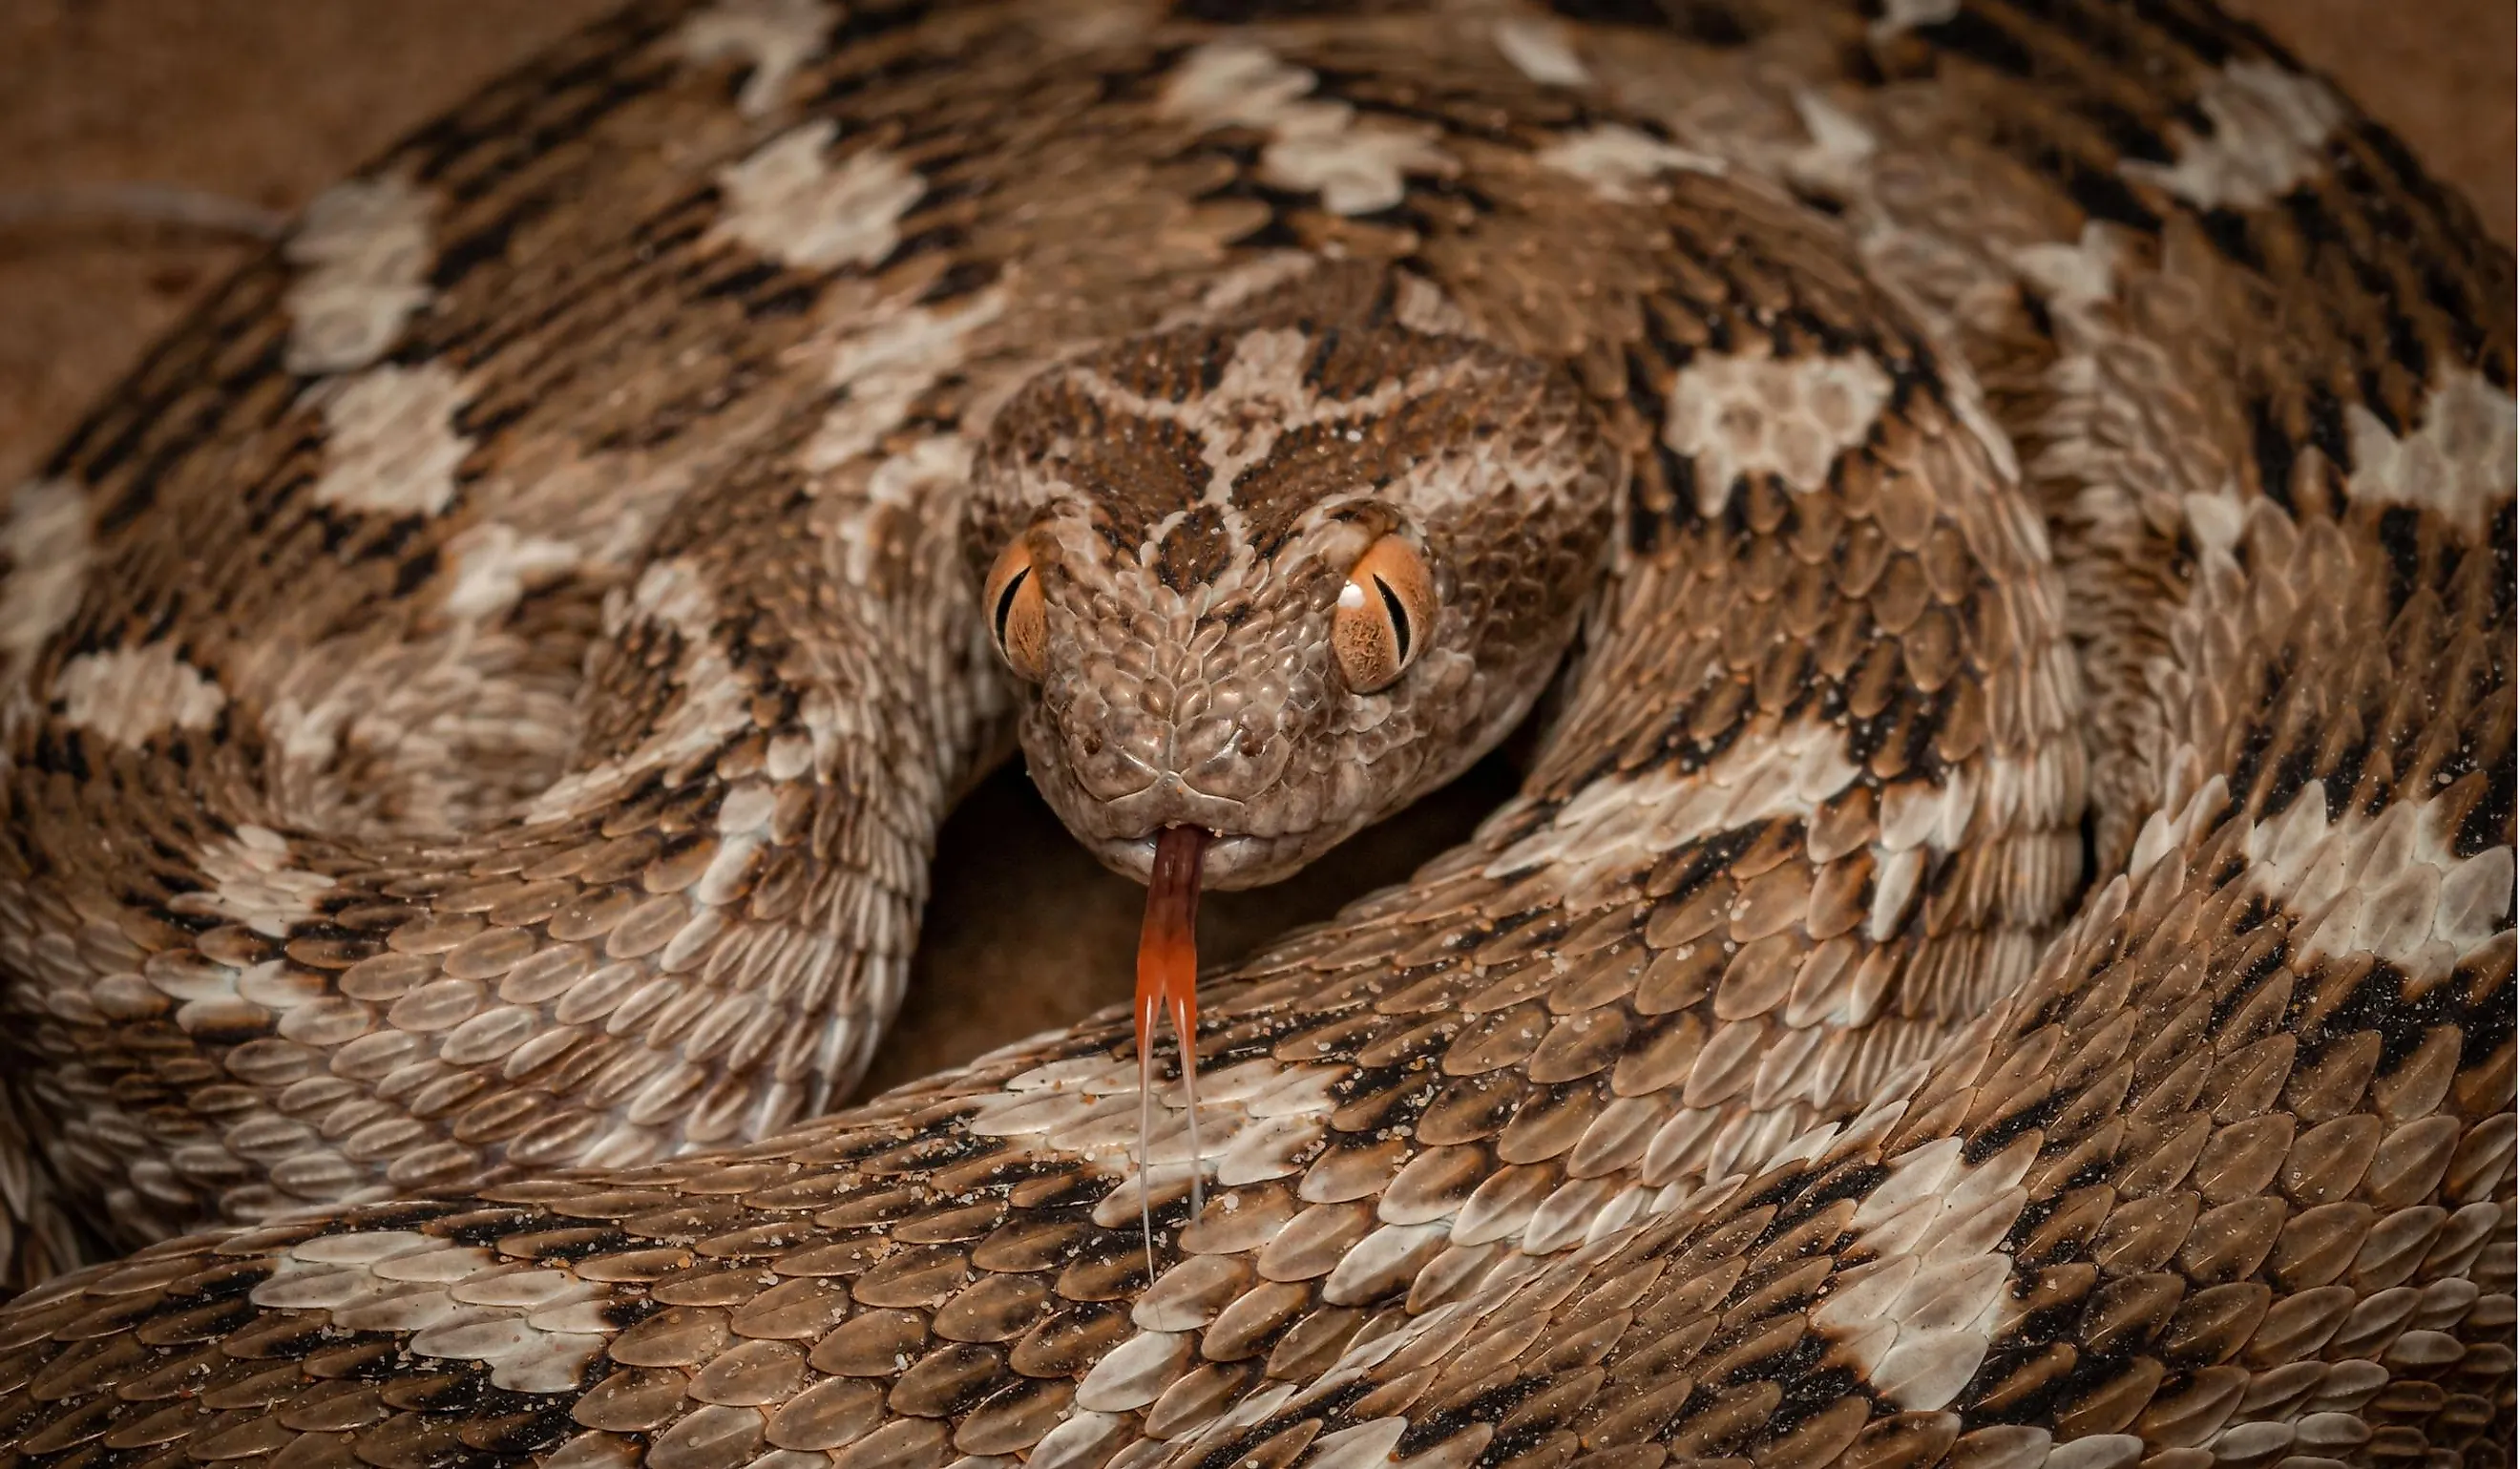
[0,3,2510,1467]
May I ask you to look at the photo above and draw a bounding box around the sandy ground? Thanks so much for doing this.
[0,1,2509,1098]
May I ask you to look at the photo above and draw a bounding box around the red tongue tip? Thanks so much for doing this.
[1135,826,1208,1272]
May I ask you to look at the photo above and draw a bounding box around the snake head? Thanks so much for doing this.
[965,269,1619,889]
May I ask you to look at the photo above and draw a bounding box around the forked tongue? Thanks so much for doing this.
[1134,825,1208,1275]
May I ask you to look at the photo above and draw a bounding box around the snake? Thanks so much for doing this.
[0,1,2510,1466]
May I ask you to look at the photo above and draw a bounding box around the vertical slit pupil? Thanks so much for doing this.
[995,568,1028,647]
[1373,575,1411,663]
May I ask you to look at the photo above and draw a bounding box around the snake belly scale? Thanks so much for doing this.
[0,2,2510,1468]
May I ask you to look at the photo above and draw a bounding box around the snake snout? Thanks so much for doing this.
[1033,693,1321,887]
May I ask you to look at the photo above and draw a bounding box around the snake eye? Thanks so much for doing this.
[984,541,1047,682]
[1333,535,1435,694]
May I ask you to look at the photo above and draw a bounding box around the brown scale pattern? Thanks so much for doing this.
[0,1,2508,1467]
[0,0,1391,1258]
[1172,555,2513,1465]
[0,0,1006,1254]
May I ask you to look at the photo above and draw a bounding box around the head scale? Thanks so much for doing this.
[965,265,1619,888]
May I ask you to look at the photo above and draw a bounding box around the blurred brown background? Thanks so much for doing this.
[0,1,2510,1098]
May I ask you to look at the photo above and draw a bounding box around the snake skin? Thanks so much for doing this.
[0,1,2510,1467]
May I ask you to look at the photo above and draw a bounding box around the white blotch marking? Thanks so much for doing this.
[256,692,346,787]
[804,286,1007,470]
[1665,346,1894,514]
[1266,118,1457,218]
[2011,221,2124,312]
[1160,41,1456,216]
[2183,490,2245,558]
[312,361,472,518]
[1199,328,1324,478]
[0,480,90,688]
[702,781,782,907]
[627,556,719,640]
[1867,0,1960,39]
[705,121,923,269]
[2342,369,2516,536]
[1812,1136,2031,1411]
[1159,38,1314,127]
[55,642,225,748]
[835,433,972,585]
[174,826,336,937]
[2122,59,2344,210]
[443,522,583,621]
[2225,781,2514,979]
[251,1230,614,1394]
[1493,18,1590,88]
[672,0,831,116]
[1788,90,1878,197]
[284,174,434,376]
[431,446,706,631]
[1537,125,1725,202]
[1389,272,1475,337]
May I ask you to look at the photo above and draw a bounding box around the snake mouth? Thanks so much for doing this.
[1102,829,1299,889]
